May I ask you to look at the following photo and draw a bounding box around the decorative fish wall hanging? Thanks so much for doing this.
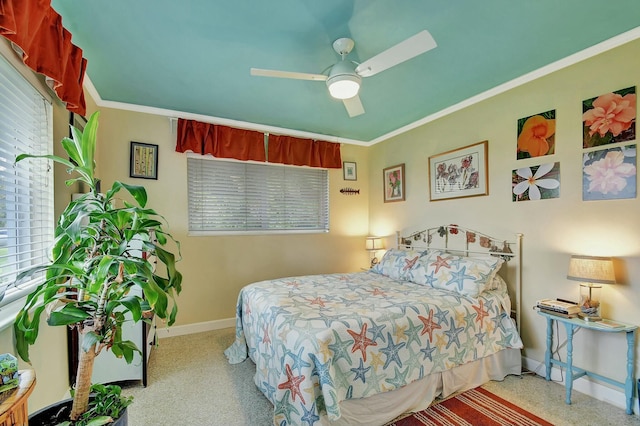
[340,187,360,195]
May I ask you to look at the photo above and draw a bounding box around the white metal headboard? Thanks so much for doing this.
[396,224,523,335]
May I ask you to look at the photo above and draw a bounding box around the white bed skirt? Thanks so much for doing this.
[317,348,522,426]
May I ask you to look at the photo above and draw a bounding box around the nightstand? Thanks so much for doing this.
[537,310,638,414]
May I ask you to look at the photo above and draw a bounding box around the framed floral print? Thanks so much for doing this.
[429,141,488,201]
[383,164,405,202]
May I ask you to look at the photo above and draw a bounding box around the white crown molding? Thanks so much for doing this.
[368,26,640,145]
[85,27,640,147]
[84,76,369,146]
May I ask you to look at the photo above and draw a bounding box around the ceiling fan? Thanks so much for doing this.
[250,30,437,118]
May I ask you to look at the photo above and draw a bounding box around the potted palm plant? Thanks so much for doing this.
[12,111,182,425]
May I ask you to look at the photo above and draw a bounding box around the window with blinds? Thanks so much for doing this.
[0,53,54,309]
[187,156,329,234]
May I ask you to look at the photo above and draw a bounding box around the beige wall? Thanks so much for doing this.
[88,108,371,326]
[368,38,640,385]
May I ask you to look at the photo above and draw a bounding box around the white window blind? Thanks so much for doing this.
[0,53,54,309]
[188,156,329,233]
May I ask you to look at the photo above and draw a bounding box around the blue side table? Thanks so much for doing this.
[538,310,637,414]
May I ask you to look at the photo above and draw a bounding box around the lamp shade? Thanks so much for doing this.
[566,255,616,284]
[365,237,384,251]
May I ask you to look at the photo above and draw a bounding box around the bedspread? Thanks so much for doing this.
[224,271,522,426]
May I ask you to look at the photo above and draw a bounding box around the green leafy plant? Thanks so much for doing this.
[61,384,134,426]
[13,111,182,423]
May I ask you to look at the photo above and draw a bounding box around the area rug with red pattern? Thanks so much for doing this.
[387,387,554,426]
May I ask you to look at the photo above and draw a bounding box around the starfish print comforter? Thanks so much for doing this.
[224,271,522,426]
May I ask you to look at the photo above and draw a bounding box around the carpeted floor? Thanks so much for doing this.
[121,328,639,426]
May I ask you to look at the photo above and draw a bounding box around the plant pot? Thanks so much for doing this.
[29,397,128,426]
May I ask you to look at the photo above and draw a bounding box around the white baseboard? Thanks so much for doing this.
[155,317,235,339]
[522,356,638,416]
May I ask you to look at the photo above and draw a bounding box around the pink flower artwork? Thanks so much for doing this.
[583,87,636,148]
[583,145,636,200]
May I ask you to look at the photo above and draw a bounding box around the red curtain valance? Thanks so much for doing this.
[176,119,265,162]
[176,118,342,169]
[268,134,342,169]
[213,125,266,162]
[0,0,87,115]
[176,118,216,155]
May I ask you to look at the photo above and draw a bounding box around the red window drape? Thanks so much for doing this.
[213,125,265,162]
[0,0,87,115]
[176,118,342,168]
[176,118,216,155]
[176,119,266,162]
[268,134,342,169]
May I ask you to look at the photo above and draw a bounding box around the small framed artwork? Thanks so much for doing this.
[429,141,488,201]
[383,163,405,202]
[343,161,357,181]
[130,141,158,180]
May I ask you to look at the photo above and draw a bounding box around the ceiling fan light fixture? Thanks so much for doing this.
[327,61,362,100]
[327,75,361,99]
[251,30,437,116]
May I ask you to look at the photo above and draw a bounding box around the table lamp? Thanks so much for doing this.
[566,255,616,321]
[366,237,384,268]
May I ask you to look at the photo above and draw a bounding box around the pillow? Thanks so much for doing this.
[411,250,504,298]
[371,248,429,281]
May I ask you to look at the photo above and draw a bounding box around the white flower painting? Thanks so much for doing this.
[512,162,560,202]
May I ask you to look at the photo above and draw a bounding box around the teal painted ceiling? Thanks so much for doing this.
[51,0,640,143]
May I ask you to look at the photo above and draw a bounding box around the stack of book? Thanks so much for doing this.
[536,299,581,318]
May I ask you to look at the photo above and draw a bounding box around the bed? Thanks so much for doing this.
[225,225,524,426]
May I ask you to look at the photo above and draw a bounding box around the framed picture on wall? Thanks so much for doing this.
[383,163,405,202]
[343,161,357,181]
[130,141,158,180]
[428,140,488,201]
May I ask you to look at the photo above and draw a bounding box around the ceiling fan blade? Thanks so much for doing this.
[250,68,327,81]
[343,95,365,117]
[355,30,437,78]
